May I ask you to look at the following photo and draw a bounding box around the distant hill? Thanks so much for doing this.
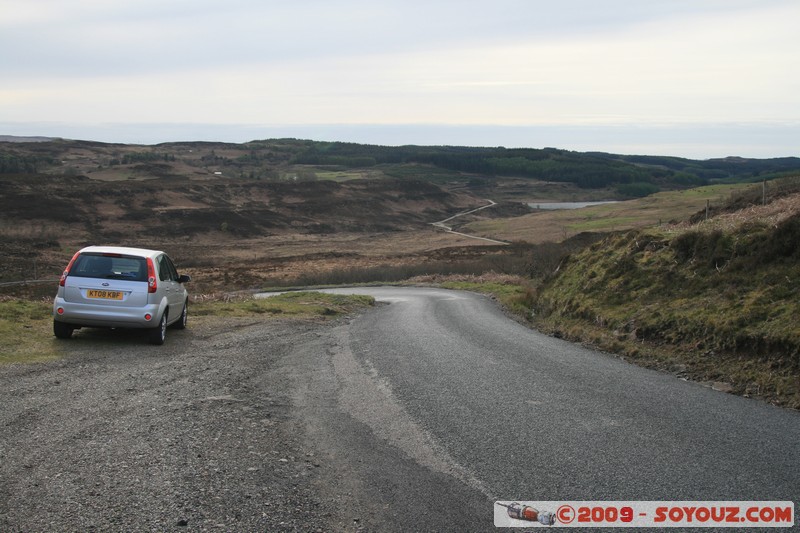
[1,138,799,197]
[588,151,800,184]
[0,135,56,143]
[0,172,475,241]
[290,141,800,191]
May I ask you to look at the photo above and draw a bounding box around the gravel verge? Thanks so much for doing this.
[0,316,340,532]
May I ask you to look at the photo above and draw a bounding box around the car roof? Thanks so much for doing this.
[78,246,164,258]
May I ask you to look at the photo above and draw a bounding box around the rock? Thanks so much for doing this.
[712,382,734,393]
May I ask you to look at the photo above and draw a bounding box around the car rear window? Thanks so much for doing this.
[70,253,148,282]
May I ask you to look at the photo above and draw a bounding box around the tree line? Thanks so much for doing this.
[0,153,55,174]
[290,142,800,193]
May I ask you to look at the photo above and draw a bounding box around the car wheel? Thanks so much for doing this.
[53,320,74,339]
[149,313,167,345]
[173,301,188,330]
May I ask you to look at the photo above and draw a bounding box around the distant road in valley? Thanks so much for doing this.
[431,199,508,245]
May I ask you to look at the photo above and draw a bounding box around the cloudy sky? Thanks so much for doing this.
[1,0,798,158]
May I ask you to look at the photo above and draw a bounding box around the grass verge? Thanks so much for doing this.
[407,273,537,319]
[191,291,375,319]
[0,298,59,364]
[441,280,535,318]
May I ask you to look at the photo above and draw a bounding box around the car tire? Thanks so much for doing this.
[53,320,74,339]
[149,313,167,345]
[173,301,188,330]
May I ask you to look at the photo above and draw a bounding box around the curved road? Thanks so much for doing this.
[430,199,508,244]
[3,287,797,531]
[291,287,800,530]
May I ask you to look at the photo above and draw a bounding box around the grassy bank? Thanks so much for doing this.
[532,191,800,408]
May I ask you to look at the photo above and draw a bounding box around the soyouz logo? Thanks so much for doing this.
[494,501,795,528]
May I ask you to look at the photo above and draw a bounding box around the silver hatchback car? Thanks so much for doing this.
[53,246,191,345]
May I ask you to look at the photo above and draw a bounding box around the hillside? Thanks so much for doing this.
[3,138,799,196]
[0,171,489,289]
[533,178,800,408]
[3,138,800,292]
[0,173,470,238]
[459,183,753,243]
[291,142,800,191]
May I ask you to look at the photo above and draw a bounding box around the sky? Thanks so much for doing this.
[1,0,798,158]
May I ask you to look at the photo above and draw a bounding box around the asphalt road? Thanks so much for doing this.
[303,287,800,530]
[2,287,798,531]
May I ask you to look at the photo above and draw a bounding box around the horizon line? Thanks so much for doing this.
[2,122,799,160]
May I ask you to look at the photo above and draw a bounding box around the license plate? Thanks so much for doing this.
[87,290,124,300]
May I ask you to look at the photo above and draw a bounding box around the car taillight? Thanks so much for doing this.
[59,252,81,287]
[146,257,157,293]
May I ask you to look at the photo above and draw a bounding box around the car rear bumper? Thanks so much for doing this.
[53,297,161,329]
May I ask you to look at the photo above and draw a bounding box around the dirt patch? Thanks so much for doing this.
[0,317,344,531]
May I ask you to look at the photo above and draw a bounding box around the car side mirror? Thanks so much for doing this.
[178,274,191,283]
